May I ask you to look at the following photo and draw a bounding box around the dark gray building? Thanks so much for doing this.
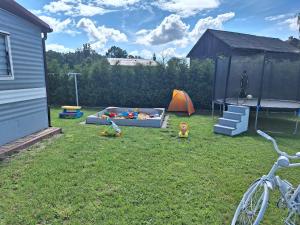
[187,29,300,59]
[0,0,52,145]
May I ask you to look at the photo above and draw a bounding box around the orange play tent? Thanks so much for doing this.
[168,90,195,116]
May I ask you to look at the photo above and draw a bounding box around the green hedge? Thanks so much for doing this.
[47,58,214,109]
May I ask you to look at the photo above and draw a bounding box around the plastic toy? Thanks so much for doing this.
[119,112,129,117]
[101,114,109,119]
[104,112,117,118]
[98,110,161,121]
[178,122,189,138]
[59,106,83,119]
[101,118,122,137]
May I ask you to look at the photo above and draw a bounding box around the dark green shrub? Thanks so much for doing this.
[47,58,214,109]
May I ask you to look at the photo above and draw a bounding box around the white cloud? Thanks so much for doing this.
[265,13,296,22]
[280,17,298,32]
[74,3,112,17]
[39,16,73,33]
[160,47,184,58]
[189,12,235,41]
[77,18,128,51]
[136,12,235,47]
[43,0,112,17]
[43,0,73,13]
[129,49,153,59]
[30,9,42,15]
[46,43,75,53]
[135,29,149,36]
[95,0,140,7]
[154,0,220,17]
[136,14,189,46]
[265,14,299,32]
[265,14,289,21]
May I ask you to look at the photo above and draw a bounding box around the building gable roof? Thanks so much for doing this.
[208,29,300,53]
[188,29,300,57]
[0,0,52,33]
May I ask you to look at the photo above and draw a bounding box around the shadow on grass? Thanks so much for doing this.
[246,111,300,140]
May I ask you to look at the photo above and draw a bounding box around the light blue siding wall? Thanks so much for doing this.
[0,8,49,146]
[0,99,48,146]
[0,8,45,90]
[0,34,8,77]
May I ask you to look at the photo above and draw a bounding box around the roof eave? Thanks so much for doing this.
[0,0,52,33]
[232,47,300,55]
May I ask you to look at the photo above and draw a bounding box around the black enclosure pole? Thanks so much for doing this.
[294,56,300,134]
[42,32,51,127]
[296,56,300,101]
[223,55,232,106]
[212,57,218,118]
[255,52,266,130]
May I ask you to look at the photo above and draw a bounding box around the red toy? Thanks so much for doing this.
[128,112,134,119]
[105,112,117,118]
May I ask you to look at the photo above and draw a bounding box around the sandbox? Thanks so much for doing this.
[86,107,165,128]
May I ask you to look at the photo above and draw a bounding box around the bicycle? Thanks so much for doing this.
[231,130,300,225]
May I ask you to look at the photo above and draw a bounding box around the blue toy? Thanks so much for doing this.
[59,106,83,119]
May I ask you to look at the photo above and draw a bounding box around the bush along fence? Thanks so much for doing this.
[46,58,214,109]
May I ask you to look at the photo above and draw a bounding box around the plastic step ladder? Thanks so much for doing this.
[214,105,249,136]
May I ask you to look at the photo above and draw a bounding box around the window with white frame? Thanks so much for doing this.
[0,31,14,80]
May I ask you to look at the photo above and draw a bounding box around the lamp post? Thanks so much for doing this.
[67,72,81,106]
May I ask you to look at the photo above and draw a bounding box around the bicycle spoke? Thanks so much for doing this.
[285,210,300,225]
[235,184,265,225]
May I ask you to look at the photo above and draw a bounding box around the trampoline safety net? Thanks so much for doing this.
[214,52,300,108]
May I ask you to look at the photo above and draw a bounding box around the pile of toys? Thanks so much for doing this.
[99,109,159,120]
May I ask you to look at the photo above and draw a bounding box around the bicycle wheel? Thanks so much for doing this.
[231,180,270,225]
[285,211,300,225]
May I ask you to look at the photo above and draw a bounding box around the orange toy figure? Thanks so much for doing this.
[179,122,189,138]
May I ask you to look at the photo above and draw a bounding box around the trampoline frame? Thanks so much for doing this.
[212,50,300,133]
[212,98,300,134]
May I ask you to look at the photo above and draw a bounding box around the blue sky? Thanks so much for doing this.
[17,0,300,58]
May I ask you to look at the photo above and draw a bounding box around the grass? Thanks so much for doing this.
[0,108,299,225]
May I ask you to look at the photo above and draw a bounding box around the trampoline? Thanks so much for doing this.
[212,50,300,132]
[216,98,300,109]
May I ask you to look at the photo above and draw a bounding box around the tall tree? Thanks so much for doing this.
[82,43,96,57]
[106,46,128,58]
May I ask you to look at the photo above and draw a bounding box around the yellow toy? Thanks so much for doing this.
[178,122,189,138]
[100,118,122,137]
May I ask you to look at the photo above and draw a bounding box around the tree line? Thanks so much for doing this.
[46,44,214,109]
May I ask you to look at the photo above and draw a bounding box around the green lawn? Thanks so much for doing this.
[0,108,299,225]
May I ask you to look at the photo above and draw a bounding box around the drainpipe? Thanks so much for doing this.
[42,32,51,127]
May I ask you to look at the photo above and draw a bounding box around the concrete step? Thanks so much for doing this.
[218,118,239,128]
[228,105,249,114]
[214,124,235,136]
[223,111,243,121]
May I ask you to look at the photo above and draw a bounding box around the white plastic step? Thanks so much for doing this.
[223,111,243,121]
[218,118,239,128]
[228,105,248,114]
[214,124,235,136]
[214,105,249,136]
